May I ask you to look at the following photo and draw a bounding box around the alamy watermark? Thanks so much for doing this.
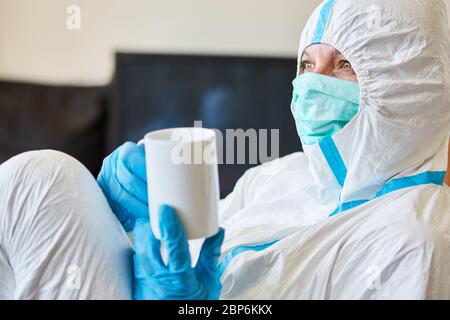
[65,264,81,290]
[159,121,281,175]
[66,5,81,30]
[366,5,382,30]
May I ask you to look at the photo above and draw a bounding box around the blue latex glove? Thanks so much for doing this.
[97,142,148,231]
[133,204,225,300]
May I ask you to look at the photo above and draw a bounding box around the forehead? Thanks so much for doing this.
[302,44,345,58]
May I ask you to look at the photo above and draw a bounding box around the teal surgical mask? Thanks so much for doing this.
[291,72,360,145]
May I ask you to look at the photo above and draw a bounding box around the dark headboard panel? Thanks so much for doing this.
[109,53,301,197]
[0,81,108,175]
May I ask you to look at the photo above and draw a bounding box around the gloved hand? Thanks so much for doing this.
[97,142,148,232]
[133,204,225,300]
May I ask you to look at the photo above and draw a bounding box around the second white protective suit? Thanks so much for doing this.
[216,0,450,299]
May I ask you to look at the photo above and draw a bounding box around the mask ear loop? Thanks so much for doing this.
[290,78,300,116]
[292,46,309,125]
[290,100,295,117]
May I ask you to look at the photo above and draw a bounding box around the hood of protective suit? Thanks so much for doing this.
[295,0,450,207]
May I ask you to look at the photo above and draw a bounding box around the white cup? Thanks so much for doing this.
[139,127,220,241]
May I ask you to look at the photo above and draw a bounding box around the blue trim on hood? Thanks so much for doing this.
[329,171,447,217]
[319,136,347,187]
[312,0,335,44]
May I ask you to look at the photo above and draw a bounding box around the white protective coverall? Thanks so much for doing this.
[0,0,449,300]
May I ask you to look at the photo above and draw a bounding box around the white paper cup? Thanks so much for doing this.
[139,127,220,241]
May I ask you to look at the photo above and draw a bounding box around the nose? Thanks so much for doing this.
[313,63,334,77]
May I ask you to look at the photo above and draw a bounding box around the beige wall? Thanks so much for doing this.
[0,0,321,85]
[0,0,449,86]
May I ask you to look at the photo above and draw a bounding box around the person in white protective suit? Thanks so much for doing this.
[0,0,450,299]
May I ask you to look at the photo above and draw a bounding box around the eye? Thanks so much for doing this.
[343,61,352,69]
[339,60,353,70]
[336,60,356,76]
[301,60,315,71]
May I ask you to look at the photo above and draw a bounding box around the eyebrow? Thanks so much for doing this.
[302,48,348,62]
[301,52,312,60]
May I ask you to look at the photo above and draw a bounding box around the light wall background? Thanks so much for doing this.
[0,0,449,86]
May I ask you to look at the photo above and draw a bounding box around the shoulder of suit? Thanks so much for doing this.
[241,152,309,183]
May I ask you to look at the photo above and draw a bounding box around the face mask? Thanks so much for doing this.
[291,72,360,145]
